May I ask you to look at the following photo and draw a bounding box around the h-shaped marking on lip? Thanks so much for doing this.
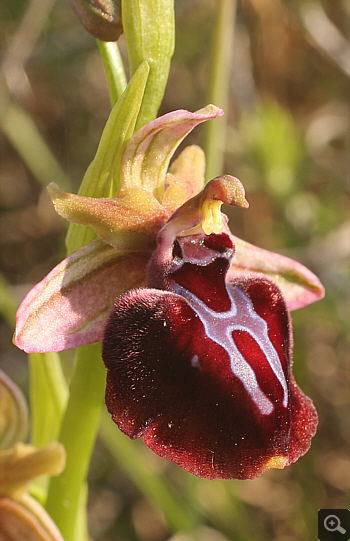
[173,282,289,415]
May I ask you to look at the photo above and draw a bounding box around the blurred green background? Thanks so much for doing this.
[0,0,349,540]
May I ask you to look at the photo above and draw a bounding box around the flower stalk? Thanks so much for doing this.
[205,0,237,181]
[97,40,127,106]
[45,343,105,541]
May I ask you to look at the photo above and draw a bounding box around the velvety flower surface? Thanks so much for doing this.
[14,105,324,480]
[102,176,318,480]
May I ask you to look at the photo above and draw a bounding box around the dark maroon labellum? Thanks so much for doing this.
[102,230,318,479]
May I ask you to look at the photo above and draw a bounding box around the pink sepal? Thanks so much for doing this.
[15,239,150,353]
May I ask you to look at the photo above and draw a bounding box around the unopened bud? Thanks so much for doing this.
[68,0,122,42]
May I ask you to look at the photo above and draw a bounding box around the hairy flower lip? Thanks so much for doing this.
[103,228,318,480]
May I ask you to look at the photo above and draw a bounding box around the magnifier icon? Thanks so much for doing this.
[324,514,346,534]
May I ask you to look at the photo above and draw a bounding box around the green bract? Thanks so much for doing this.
[123,0,175,130]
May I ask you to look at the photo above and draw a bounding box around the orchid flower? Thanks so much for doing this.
[14,105,324,479]
[0,371,65,541]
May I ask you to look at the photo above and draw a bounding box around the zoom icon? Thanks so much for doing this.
[318,509,350,540]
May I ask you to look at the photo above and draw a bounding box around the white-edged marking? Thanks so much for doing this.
[173,283,288,415]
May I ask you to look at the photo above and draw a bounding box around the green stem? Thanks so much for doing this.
[204,0,237,182]
[29,352,68,449]
[29,351,68,504]
[97,40,127,107]
[45,343,106,541]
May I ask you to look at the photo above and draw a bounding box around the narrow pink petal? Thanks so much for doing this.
[120,105,224,198]
[227,234,325,311]
[15,239,150,353]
